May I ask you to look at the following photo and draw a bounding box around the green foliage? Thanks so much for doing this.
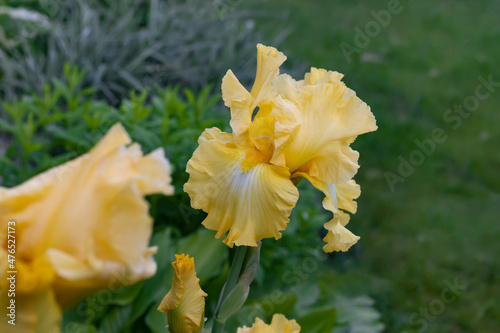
[0,64,226,235]
[333,295,385,333]
[175,229,228,284]
[0,0,282,102]
[0,5,50,46]
[297,308,337,332]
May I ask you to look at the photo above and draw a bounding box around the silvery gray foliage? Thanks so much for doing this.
[0,0,285,103]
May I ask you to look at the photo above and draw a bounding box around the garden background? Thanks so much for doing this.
[0,0,498,332]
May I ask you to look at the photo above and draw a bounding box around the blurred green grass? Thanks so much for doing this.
[244,0,500,332]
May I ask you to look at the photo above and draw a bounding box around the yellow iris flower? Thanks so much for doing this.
[158,254,207,333]
[237,314,301,333]
[184,44,377,251]
[0,124,173,333]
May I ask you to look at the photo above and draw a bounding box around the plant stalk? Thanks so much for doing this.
[212,246,248,333]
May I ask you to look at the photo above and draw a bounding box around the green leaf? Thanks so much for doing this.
[240,244,261,285]
[97,305,132,333]
[145,303,168,333]
[332,295,385,333]
[0,118,14,133]
[216,244,260,323]
[45,124,91,148]
[0,156,16,168]
[61,322,97,333]
[52,78,70,100]
[108,281,144,306]
[175,228,228,283]
[128,228,174,326]
[297,308,337,333]
[43,112,67,125]
[184,89,196,108]
[22,142,43,154]
[166,128,202,143]
[295,283,320,311]
[217,282,249,322]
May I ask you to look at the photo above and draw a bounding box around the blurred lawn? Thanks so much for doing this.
[245,0,500,332]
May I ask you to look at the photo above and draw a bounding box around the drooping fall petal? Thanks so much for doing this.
[184,128,299,247]
[323,210,360,253]
[158,254,207,333]
[294,172,362,252]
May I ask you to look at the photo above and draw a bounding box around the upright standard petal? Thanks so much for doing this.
[158,254,207,333]
[274,71,377,184]
[237,314,301,333]
[222,44,286,142]
[184,129,299,247]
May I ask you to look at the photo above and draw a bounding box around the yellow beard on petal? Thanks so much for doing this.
[242,148,271,171]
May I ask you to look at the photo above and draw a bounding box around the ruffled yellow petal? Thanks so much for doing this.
[268,314,301,332]
[158,254,207,333]
[323,211,360,252]
[292,173,361,252]
[293,173,360,214]
[237,314,301,333]
[272,68,344,105]
[221,70,253,139]
[272,74,304,104]
[304,67,344,85]
[0,123,173,324]
[220,43,300,165]
[334,181,361,214]
[249,115,277,161]
[135,147,174,195]
[242,96,301,165]
[222,44,286,141]
[238,318,275,333]
[274,72,377,184]
[184,129,299,247]
[250,44,287,106]
[259,97,302,166]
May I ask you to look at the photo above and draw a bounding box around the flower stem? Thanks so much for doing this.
[212,246,248,333]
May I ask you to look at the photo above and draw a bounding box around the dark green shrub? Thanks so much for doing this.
[0,0,283,102]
